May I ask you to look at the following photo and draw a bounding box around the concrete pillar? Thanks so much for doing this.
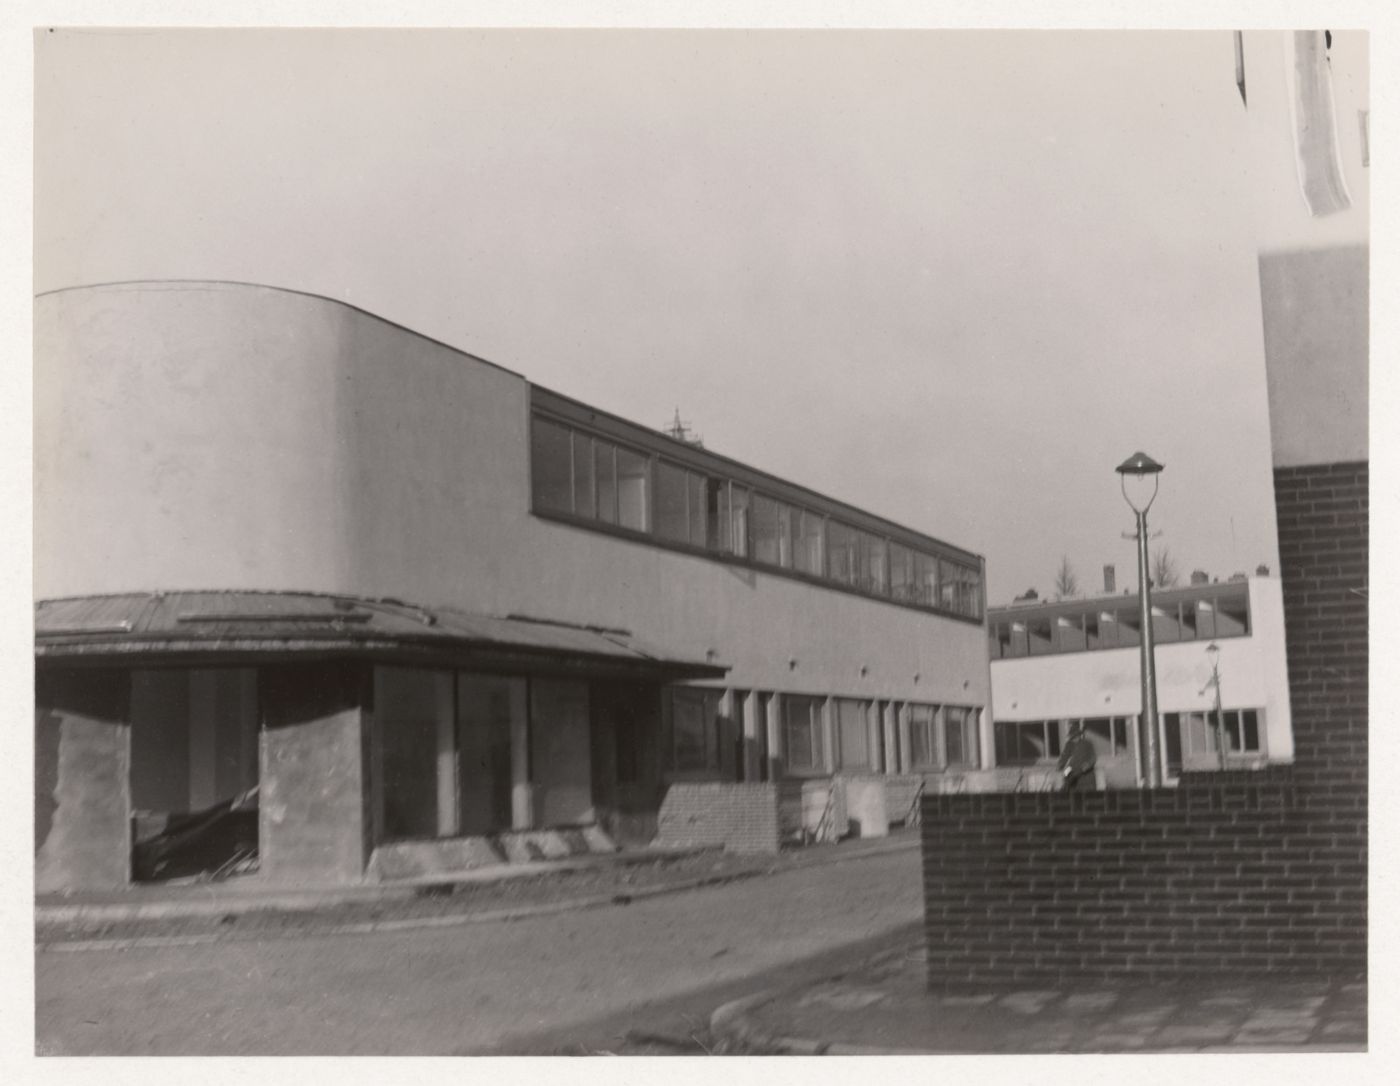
[765,693,783,780]
[740,690,763,783]
[435,671,458,838]
[35,668,132,893]
[720,688,738,780]
[260,662,371,885]
[510,679,532,830]
[821,697,837,775]
[882,702,899,775]
[898,703,913,774]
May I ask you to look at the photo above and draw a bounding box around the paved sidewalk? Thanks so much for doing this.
[711,939,1368,1054]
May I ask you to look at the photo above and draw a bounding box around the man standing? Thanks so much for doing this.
[1057,722,1097,792]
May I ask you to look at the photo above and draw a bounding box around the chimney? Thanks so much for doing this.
[1190,569,1210,586]
[1103,564,1115,594]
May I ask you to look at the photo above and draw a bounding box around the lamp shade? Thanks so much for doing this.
[1116,451,1165,476]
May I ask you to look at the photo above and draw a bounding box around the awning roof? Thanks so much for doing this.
[34,591,728,681]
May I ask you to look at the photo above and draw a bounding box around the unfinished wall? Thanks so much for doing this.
[260,662,372,885]
[34,669,132,892]
[656,782,780,854]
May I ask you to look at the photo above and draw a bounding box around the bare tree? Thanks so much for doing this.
[1151,546,1180,589]
[1054,555,1079,600]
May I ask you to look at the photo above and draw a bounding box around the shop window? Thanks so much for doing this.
[670,688,722,773]
[783,694,825,773]
[944,706,978,768]
[836,698,871,771]
[909,704,938,769]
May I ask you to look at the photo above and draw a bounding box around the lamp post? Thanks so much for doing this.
[1205,642,1226,771]
[1117,451,1165,788]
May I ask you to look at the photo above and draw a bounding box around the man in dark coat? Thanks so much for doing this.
[1057,722,1097,792]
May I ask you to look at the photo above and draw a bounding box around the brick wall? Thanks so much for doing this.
[655,782,780,854]
[923,460,1367,985]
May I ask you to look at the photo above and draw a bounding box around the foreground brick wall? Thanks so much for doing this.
[923,460,1367,985]
[656,782,780,853]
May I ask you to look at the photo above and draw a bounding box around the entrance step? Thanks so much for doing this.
[367,837,504,882]
[368,826,618,882]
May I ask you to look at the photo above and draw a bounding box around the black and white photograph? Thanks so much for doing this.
[9,0,1381,1068]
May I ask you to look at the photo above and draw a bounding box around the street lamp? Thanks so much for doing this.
[1117,451,1165,788]
[1205,642,1226,771]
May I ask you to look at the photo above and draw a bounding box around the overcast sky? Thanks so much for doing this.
[34,26,1325,604]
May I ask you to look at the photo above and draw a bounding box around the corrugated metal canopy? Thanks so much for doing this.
[34,591,727,680]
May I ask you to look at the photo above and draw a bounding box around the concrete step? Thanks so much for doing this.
[369,826,618,882]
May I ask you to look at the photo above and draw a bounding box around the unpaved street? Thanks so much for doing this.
[37,844,923,1055]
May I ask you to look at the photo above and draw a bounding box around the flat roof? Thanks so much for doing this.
[988,578,1254,622]
[35,590,728,681]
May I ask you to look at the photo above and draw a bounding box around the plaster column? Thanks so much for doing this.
[510,680,532,830]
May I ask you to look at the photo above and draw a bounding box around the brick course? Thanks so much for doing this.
[924,461,1367,984]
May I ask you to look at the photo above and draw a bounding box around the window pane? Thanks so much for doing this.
[1027,619,1053,655]
[889,543,914,602]
[826,521,857,584]
[793,510,824,575]
[571,433,595,519]
[1117,608,1142,647]
[1243,709,1260,751]
[938,559,958,611]
[1151,603,1182,643]
[1054,615,1086,652]
[911,705,936,767]
[687,472,706,547]
[1215,595,1249,637]
[1194,600,1217,639]
[654,460,689,543]
[783,695,823,770]
[913,553,938,607]
[1045,722,1063,758]
[859,533,887,594]
[1082,717,1114,758]
[530,418,573,515]
[705,478,726,551]
[728,486,750,556]
[672,689,719,771]
[1223,710,1241,753]
[616,448,649,530]
[944,706,967,765]
[751,494,791,568]
[595,442,618,524]
[837,699,869,770]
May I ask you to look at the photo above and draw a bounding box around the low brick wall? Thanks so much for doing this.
[922,459,1367,986]
[921,771,1367,985]
[655,782,780,854]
